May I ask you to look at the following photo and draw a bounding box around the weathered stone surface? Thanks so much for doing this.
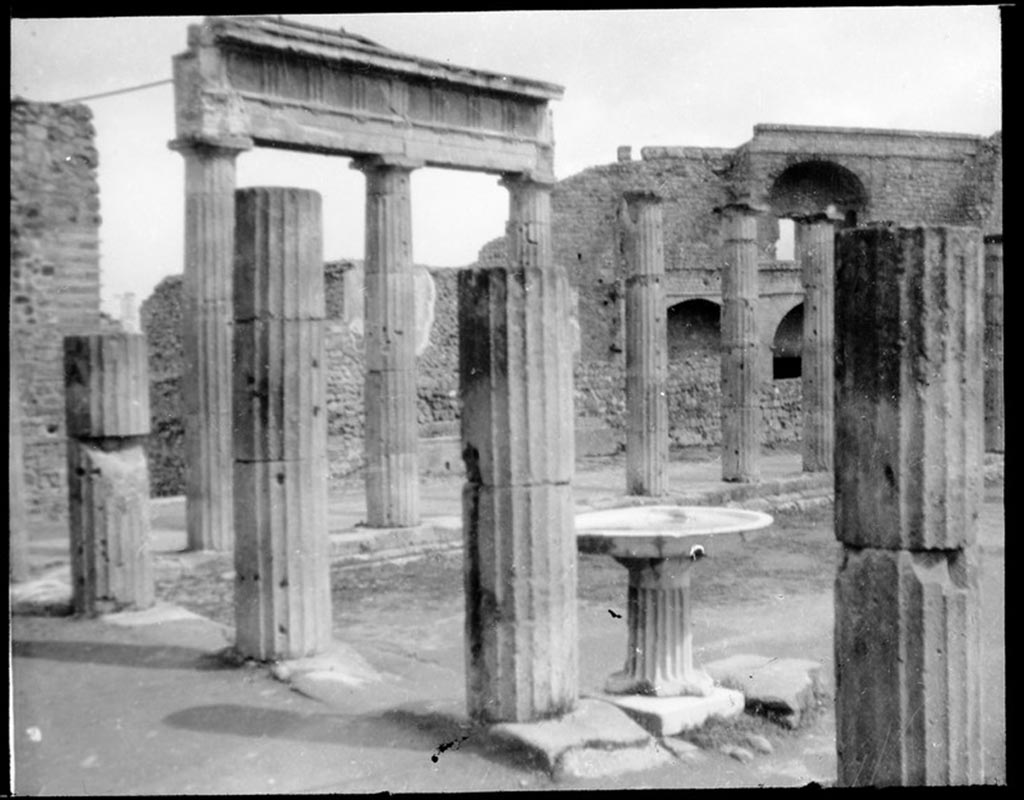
[10,355,30,582]
[834,546,982,786]
[458,264,575,488]
[489,698,654,777]
[719,205,762,482]
[620,192,668,496]
[357,159,421,528]
[704,653,824,728]
[232,320,325,463]
[795,216,836,473]
[64,334,150,438]
[173,142,247,552]
[232,187,331,661]
[594,686,745,737]
[67,442,154,616]
[835,226,984,550]
[233,188,325,321]
[459,176,578,723]
[462,482,578,722]
[721,744,755,764]
[983,234,1003,453]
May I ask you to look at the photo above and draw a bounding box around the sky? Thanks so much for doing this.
[11,9,1003,319]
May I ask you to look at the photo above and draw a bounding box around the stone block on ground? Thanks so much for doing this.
[272,640,385,692]
[10,567,73,616]
[489,698,664,779]
[590,686,744,737]
[704,653,824,728]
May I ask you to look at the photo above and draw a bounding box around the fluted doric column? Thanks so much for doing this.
[620,191,668,496]
[232,187,332,661]
[983,234,1003,453]
[834,225,984,786]
[459,174,578,723]
[718,200,765,482]
[795,213,838,472]
[353,156,422,528]
[64,333,153,615]
[170,139,250,552]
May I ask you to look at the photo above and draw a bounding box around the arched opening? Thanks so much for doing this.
[667,299,721,362]
[773,304,803,379]
[768,160,869,221]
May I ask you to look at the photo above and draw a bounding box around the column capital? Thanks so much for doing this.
[983,233,1003,245]
[622,189,664,205]
[350,154,424,173]
[168,135,253,155]
[498,171,557,191]
[713,197,769,216]
[790,209,843,225]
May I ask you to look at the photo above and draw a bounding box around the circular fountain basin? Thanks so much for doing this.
[575,505,774,560]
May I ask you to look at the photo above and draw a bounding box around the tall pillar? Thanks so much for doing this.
[10,354,29,583]
[64,333,153,616]
[232,187,331,661]
[718,200,765,482]
[170,139,250,552]
[353,156,422,528]
[795,213,838,472]
[983,234,1004,453]
[620,192,668,496]
[459,174,578,723]
[834,225,983,786]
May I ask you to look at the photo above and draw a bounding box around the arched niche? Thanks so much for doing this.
[772,302,803,379]
[667,298,721,363]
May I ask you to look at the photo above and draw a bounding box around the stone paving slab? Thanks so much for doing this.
[704,654,825,729]
[488,698,670,779]
[589,687,745,737]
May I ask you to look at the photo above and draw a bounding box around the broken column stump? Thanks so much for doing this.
[232,187,332,661]
[620,191,668,496]
[718,200,765,482]
[795,213,837,473]
[64,333,154,615]
[983,234,1003,453]
[459,174,578,723]
[353,156,422,528]
[834,225,984,786]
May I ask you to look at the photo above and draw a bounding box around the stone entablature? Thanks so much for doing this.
[174,15,562,178]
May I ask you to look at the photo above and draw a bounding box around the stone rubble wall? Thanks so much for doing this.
[10,99,104,521]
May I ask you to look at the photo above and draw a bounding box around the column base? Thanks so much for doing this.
[604,667,715,698]
[591,687,745,736]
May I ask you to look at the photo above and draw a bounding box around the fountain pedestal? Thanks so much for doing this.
[576,505,773,734]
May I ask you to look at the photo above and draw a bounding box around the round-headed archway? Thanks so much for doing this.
[769,160,868,226]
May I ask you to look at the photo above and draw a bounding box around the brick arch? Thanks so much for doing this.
[768,160,868,223]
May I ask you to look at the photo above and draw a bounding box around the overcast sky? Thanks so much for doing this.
[11,9,1003,318]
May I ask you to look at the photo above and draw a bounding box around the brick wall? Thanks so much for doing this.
[10,99,103,520]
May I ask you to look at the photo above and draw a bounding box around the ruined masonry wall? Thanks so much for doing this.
[141,265,462,496]
[10,99,103,520]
